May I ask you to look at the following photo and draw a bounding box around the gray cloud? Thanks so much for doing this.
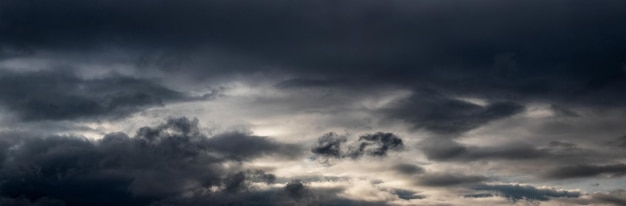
[311,132,347,160]
[0,70,187,121]
[0,0,624,108]
[0,117,300,206]
[543,164,626,179]
[420,139,548,162]
[346,132,404,158]
[206,132,303,160]
[591,190,626,206]
[392,164,425,175]
[311,132,404,163]
[382,90,524,134]
[472,184,581,202]
[415,174,488,187]
[1,1,626,205]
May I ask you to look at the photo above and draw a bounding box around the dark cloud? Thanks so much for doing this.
[464,193,494,198]
[283,179,307,199]
[222,170,276,194]
[390,189,425,200]
[392,164,425,175]
[420,139,547,162]
[155,180,386,206]
[415,174,487,187]
[311,132,404,163]
[311,132,347,160]
[275,78,350,89]
[590,190,626,206]
[472,184,580,202]
[543,164,626,179]
[347,132,404,158]
[0,197,66,206]
[0,117,299,206]
[1,0,625,108]
[382,90,524,134]
[0,70,187,121]
[206,132,302,160]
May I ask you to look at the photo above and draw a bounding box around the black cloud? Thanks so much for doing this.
[0,117,300,206]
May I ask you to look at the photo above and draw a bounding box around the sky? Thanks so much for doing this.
[0,0,626,205]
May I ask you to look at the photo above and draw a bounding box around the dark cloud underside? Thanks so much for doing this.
[0,117,304,206]
[1,0,625,107]
[0,70,186,121]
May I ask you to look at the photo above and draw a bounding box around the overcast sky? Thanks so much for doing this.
[1,0,626,205]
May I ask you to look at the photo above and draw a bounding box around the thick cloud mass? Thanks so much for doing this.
[1,0,625,205]
[2,0,625,107]
[0,70,186,121]
[0,117,302,206]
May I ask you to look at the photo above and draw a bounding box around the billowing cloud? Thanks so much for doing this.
[0,117,302,205]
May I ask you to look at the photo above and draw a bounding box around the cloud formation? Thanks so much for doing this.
[1,0,626,205]
[0,117,301,206]
[311,132,404,163]
[0,70,187,121]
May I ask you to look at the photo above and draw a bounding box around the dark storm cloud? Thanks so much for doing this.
[1,0,625,108]
[0,117,302,206]
[0,69,188,121]
[311,132,404,163]
[415,174,487,187]
[382,90,524,134]
[472,184,580,202]
[419,139,547,162]
[543,164,626,179]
